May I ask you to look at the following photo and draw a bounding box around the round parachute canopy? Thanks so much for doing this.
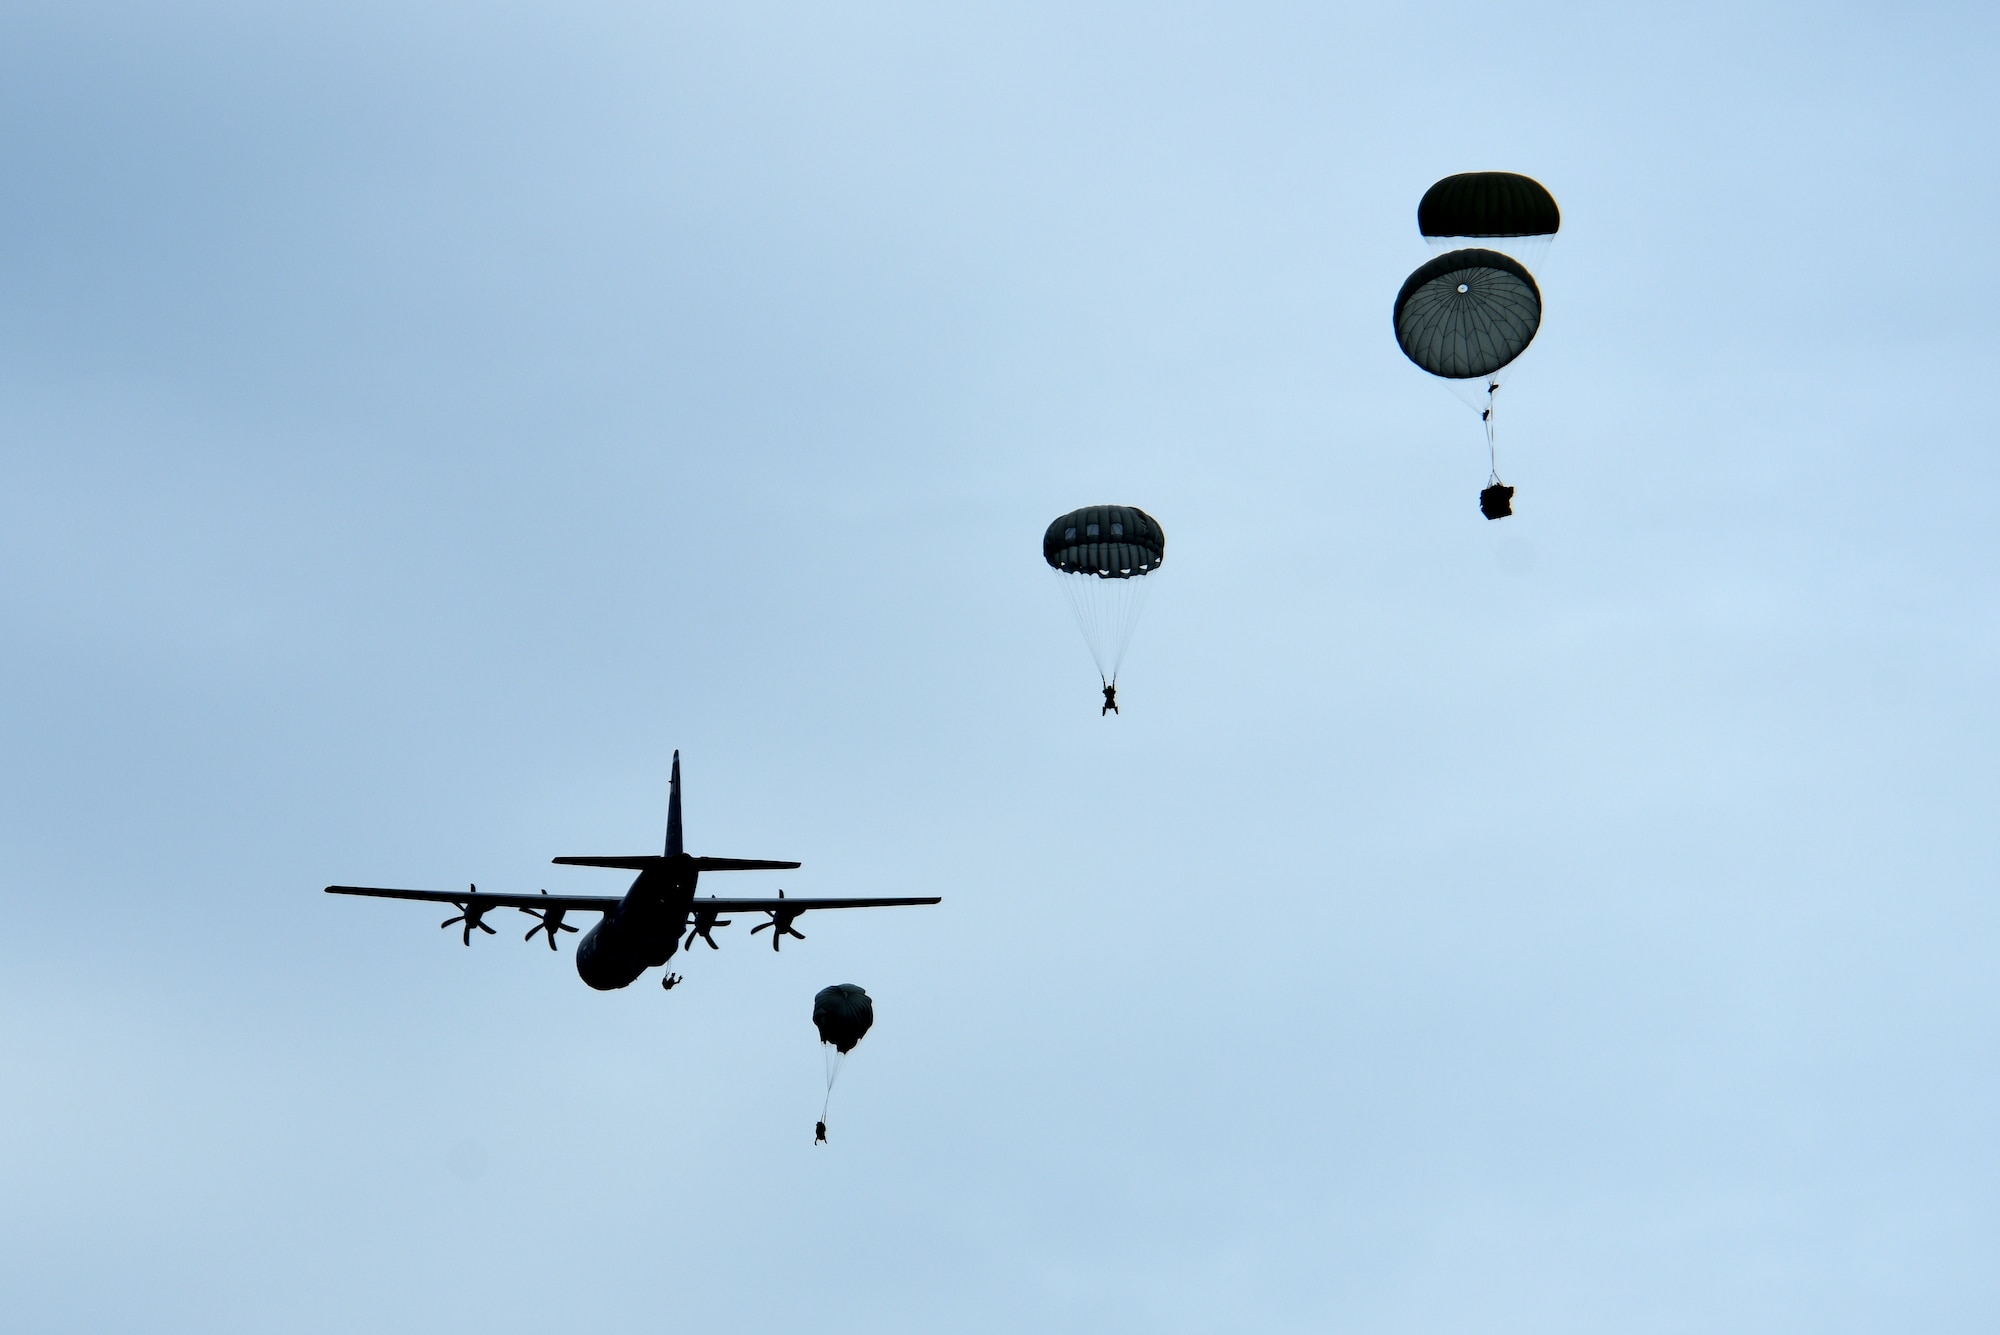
[813,984,874,1054]
[1418,172,1560,239]
[1043,506,1165,579]
[1394,249,1542,381]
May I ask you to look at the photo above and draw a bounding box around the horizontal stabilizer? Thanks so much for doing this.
[551,855,802,871]
[548,855,804,875]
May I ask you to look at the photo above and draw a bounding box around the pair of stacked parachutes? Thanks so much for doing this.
[1394,172,1561,519]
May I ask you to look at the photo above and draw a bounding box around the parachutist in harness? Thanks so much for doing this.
[814,984,872,1147]
[1045,507,1164,717]
[661,972,683,991]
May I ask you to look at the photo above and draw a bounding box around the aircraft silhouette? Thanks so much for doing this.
[326,751,939,991]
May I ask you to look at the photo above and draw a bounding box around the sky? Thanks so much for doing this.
[2,1,1997,1330]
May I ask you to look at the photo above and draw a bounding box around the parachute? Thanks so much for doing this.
[1418,172,1560,240]
[813,983,874,1053]
[1418,171,1560,273]
[1393,248,1542,382]
[1043,505,1165,703]
[813,983,873,1140]
[1401,174,1557,519]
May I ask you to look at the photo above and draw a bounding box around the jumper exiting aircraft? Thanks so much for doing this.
[325,752,940,991]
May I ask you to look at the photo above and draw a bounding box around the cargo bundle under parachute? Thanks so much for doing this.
[1042,505,1165,714]
[1399,172,1560,521]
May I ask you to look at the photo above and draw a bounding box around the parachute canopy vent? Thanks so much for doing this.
[1394,248,1542,381]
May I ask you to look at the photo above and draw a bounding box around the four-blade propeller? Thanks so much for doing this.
[750,889,806,952]
[520,890,579,950]
[440,885,498,946]
[685,907,733,951]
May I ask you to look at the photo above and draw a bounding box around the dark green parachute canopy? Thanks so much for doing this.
[1418,172,1560,239]
[813,984,874,1054]
[1394,249,1542,381]
[1042,506,1165,580]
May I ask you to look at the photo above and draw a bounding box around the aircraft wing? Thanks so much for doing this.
[692,896,941,912]
[324,886,623,913]
[323,887,936,914]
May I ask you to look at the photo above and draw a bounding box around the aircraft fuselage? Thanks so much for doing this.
[573,855,698,990]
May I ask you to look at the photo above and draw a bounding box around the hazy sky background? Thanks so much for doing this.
[2,1,1996,1330]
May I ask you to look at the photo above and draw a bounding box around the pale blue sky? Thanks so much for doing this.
[2,2,1996,1331]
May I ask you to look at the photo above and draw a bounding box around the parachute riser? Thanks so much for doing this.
[1483,380,1501,483]
[822,1043,847,1105]
[1425,232,1553,273]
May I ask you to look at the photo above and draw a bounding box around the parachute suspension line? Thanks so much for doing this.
[820,1045,845,1123]
[1054,568,1155,685]
[1482,380,1503,484]
[1099,572,1152,681]
[1055,570,1106,681]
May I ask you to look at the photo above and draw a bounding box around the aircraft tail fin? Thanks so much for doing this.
[665,750,684,857]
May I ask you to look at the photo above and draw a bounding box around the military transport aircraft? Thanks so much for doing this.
[326,752,939,991]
